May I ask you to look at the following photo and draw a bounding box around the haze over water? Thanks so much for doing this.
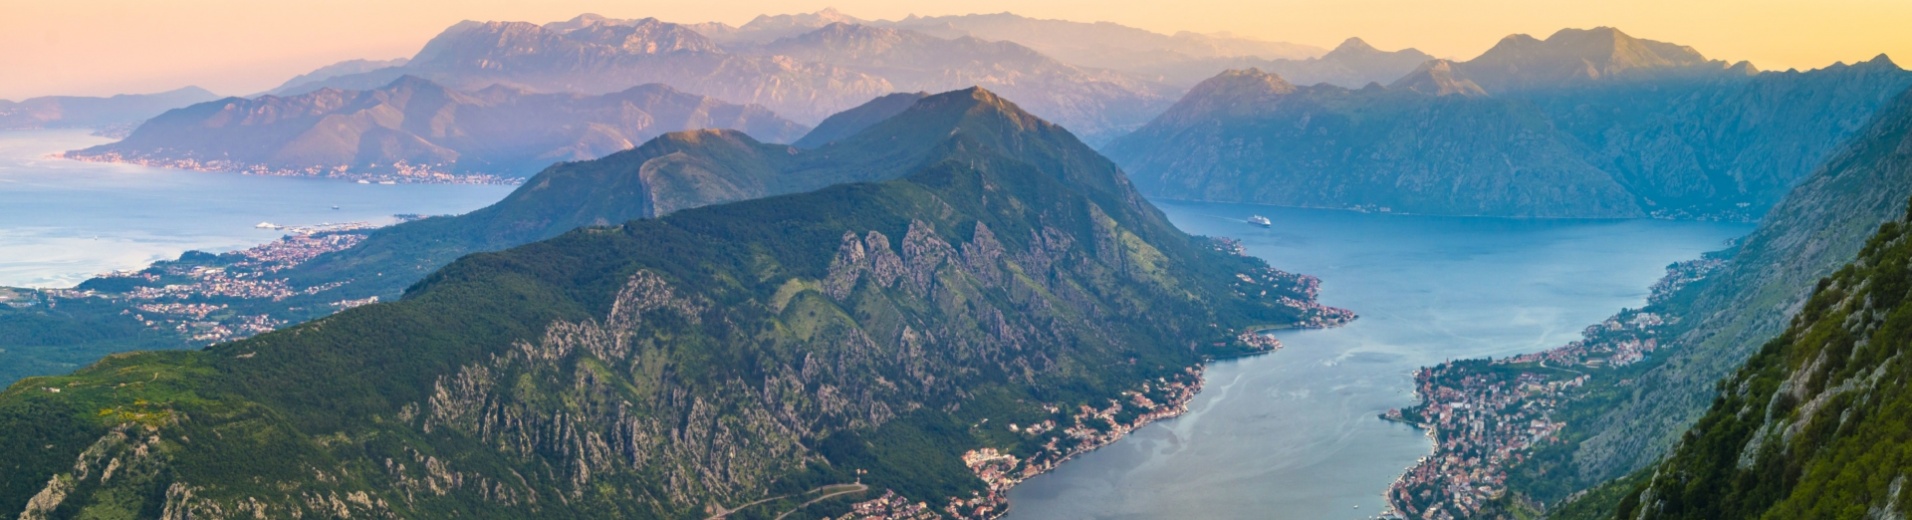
[0,130,514,288]
[1005,201,1752,519]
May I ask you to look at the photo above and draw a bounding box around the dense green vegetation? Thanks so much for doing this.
[0,297,187,385]
[1597,203,1912,518]
[0,88,1336,519]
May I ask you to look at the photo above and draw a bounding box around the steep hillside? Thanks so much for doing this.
[1105,50,1912,219]
[794,92,930,148]
[0,87,1347,520]
[1105,69,1643,217]
[69,76,806,181]
[1527,55,1912,219]
[267,58,409,95]
[282,88,1107,299]
[1383,83,1912,518]
[1541,81,1912,497]
[1600,200,1912,519]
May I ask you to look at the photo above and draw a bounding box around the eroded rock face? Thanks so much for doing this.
[390,220,1063,511]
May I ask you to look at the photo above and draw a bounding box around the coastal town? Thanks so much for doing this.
[840,243,1357,520]
[22,220,402,345]
[61,151,520,185]
[1380,256,1729,519]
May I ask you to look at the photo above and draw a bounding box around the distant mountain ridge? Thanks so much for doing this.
[276,14,1177,143]
[0,87,219,132]
[70,76,806,180]
[266,58,409,95]
[1105,28,1912,219]
[1457,27,1749,92]
[1388,59,1486,97]
[874,11,1325,81]
[1106,68,1645,218]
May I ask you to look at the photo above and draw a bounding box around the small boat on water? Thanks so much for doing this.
[1248,215,1272,228]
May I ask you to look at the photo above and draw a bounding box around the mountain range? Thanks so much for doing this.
[0,87,1344,519]
[1106,28,1912,219]
[1106,68,1646,218]
[67,76,806,180]
[875,11,1331,85]
[271,14,1182,143]
[1454,27,1750,92]
[0,87,219,134]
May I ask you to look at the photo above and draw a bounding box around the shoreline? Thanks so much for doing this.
[1378,256,1727,519]
[4,219,403,292]
[1146,197,1759,223]
[60,152,524,186]
[840,251,1358,520]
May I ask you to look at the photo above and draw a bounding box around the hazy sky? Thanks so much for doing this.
[4,0,1909,100]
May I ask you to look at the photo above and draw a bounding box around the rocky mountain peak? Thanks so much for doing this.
[1327,37,1381,57]
[1389,59,1488,97]
[1189,68,1299,99]
[1460,26,1721,90]
[741,7,866,32]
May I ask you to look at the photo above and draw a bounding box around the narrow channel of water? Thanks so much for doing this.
[1004,201,1752,520]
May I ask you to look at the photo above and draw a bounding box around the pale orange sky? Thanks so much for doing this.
[3,0,1908,100]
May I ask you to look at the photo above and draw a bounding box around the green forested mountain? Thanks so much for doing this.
[0,88,1345,519]
[287,86,1134,300]
[1594,201,1912,519]
[0,88,1125,388]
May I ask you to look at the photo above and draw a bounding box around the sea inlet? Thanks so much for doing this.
[1004,200,1751,519]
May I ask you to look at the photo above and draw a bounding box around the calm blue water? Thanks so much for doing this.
[1004,201,1752,520]
[0,130,515,287]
